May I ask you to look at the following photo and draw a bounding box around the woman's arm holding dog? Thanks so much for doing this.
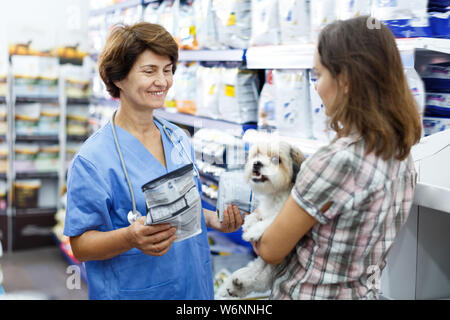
[253,195,319,265]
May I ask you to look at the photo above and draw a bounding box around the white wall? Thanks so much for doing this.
[0,0,90,52]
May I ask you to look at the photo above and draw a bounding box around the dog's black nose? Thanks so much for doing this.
[253,161,263,172]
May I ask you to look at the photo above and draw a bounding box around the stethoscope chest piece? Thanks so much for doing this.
[127,210,143,224]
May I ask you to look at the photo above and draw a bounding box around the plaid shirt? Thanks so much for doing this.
[271,133,417,300]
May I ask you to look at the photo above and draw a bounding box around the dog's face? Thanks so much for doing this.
[244,140,305,195]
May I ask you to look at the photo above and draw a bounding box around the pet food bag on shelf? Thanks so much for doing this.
[250,0,280,46]
[196,65,221,119]
[310,0,337,42]
[371,0,430,38]
[13,179,41,209]
[194,0,221,50]
[336,0,371,20]
[213,0,252,49]
[273,69,312,139]
[15,143,39,173]
[257,70,277,131]
[278,0,311,45]
[217,170,257,222]
[309,72,334,143]
[178,0,198,50]
[15,103,41,136]
[218,68,259,124]
[174,62,198,115]
[35,145,59,173]
[0,104,6,136]
[0,143,7,174]
[38,104,60,136]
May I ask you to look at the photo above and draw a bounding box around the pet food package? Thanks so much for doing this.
[217,170,257,222]
[178,0,198,50]
[194,0,221,49]
[337,0,371,20]
[15,103,41,136]
[218,68,259,124]
[371,0,430,38]
[38,104,60,136]
[0,104,6,136]
[405,68,426,117]
[15,143,40,173]
[196,66,221,119]
[309,73,333,143]
[310,0,337,42]
[273,69,312,139]
[257,70,277,131]
[250,0,280,46]
[279,0,311,45]
[142,0,160,23]
[213,0,252,49]
[422,117,450,136]
[174,62,198,115]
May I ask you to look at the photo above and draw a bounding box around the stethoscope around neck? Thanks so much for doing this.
[110,109,199,224]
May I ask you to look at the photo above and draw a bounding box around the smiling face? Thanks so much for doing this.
[115,49,174,110]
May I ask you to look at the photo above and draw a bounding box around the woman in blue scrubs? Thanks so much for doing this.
[64,22,244,300]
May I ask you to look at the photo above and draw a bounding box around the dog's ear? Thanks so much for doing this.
[290,146,306,183]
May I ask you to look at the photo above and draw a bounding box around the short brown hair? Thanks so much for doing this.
[318,16,422,161]
[98,22,179,98]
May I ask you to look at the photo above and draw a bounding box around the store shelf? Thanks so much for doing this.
[179,49,245,62]
[15,96,58,104]
[15,207,57,215]
[67,98,90,105]
[15,135,59,143]
[15,172,58,179]
[246,38,450,69]
[89,0,142,16]
[154,109,257,137]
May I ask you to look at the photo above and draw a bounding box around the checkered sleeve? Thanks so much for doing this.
[291,146,354,224]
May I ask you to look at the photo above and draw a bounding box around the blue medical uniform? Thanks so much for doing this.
[64,117,214,300]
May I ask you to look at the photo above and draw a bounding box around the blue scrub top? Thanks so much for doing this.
[64,117,214,300]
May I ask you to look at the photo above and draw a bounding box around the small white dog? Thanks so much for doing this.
[217,140,305,298]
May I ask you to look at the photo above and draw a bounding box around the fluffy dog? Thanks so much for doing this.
[217,140,305,298]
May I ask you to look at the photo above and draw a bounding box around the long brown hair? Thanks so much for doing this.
[98,22,179,99]
[318,16,422,161]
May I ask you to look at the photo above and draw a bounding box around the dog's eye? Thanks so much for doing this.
[271,156,280,165]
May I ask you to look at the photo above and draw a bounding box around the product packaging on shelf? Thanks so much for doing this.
[257,70,276,131]
[38,104,60,136]
[279,0,311,45]
[213,0,252,49]
[196,65,221,119]
[371,0,431,38]
[309,73,334,143]
[420,62,450,136]
[0,143,7,174]
[15,103,41,136]
[218,68,259,124]
[174,62,198,115]
[250,0,280,46]
[0,104,6,136]
[15,143,39,173]
[13,179,41,209]
[273,69,312,139]
[35,145,59,173]
[194,0,221,50]
[310,0,337,42]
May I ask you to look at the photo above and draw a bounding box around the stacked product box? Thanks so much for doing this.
[422,62,450,136]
